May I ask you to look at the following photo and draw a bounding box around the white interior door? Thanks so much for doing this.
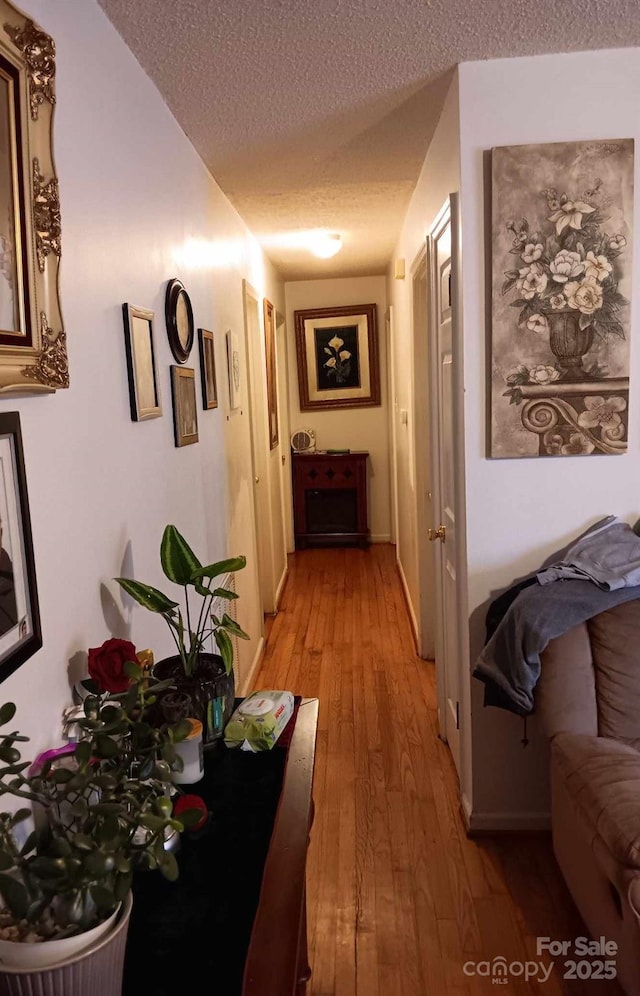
[428,199,462,777]
[412,251,436,658]
[242,280,272,620]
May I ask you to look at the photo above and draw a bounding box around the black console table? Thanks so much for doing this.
[123,697,319,996]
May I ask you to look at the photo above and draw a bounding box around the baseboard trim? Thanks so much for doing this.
[238,635,265,696]
[461,791,473,830]
[395,555,418,653]
[275,563,288,609]
[371,533,391,543]
[464,804,551,835]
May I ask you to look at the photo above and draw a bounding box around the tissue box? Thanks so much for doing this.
[224,690,294,751]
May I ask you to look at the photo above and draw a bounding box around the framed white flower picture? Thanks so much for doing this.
[294,303,380,411]
[490,138,634,458]
[226,328,242,410]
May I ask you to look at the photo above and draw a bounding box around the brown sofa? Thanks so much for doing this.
[537,598,640,996]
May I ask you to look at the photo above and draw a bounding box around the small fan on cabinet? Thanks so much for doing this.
[290,428,316,453]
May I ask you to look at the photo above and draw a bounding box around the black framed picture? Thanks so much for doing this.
[198,328,218,410]
[122,304,162,421]
[171,366,199,446]
[0,412,41,682]
[165,278,194,363]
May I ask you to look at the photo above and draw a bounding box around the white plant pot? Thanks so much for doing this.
[0,892,132,996]
[0,902,121,969]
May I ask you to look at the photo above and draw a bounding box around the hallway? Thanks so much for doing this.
[251,544,621,995]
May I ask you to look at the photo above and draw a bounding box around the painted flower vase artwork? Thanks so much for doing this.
[323,334,352,385]
[490,139,634,458]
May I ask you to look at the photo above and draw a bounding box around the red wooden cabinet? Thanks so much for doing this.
[292,452,369,548]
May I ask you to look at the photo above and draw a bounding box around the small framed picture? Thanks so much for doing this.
[122,304,162,421]
[198,328,218,410]
[226,329,242,410]
[171,366,198,446]
[165,278,194,364]
[0,412,41,684]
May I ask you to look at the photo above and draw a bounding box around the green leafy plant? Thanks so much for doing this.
[115,525,249,679]
[0,657,196,942]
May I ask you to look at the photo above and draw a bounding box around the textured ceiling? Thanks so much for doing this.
[98,0,640,280]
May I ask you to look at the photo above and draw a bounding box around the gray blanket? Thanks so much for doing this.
[473,579,640,716]
[537,515,640,589]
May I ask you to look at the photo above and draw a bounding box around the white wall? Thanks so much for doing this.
[387,74,461,638]
[1,0,283,755]
[458,48,640,824]
[284,276,390,543]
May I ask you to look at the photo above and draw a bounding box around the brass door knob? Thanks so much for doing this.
[428,525,446,542]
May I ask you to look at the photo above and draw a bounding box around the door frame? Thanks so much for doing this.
[242,279,275,617]
[385,306,399,546]
[276,308,295,554]
[427,195,469,777]
[411,245,436,659]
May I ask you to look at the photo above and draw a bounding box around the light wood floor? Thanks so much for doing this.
[251,545,621,995]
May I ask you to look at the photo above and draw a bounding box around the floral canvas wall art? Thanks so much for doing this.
[490,139,634,458]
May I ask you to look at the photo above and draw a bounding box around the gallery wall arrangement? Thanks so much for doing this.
[123,278,223,443]
[294,303,380,411]
[0,2,68,393]
[490,138,634,459]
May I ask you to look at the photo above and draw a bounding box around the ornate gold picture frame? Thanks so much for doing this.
[0,3,66,393]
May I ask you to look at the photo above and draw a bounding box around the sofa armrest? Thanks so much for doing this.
[536,621,598,737]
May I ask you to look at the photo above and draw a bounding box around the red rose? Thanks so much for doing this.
[173,793,208,832]
[87,637,137,693]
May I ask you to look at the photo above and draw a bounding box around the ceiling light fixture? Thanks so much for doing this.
[310,233,342,259]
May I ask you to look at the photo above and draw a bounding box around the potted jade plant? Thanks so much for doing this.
[115,525,250,746]
[0,637,199,995]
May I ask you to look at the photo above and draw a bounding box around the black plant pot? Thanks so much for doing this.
[152,653,235,747]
